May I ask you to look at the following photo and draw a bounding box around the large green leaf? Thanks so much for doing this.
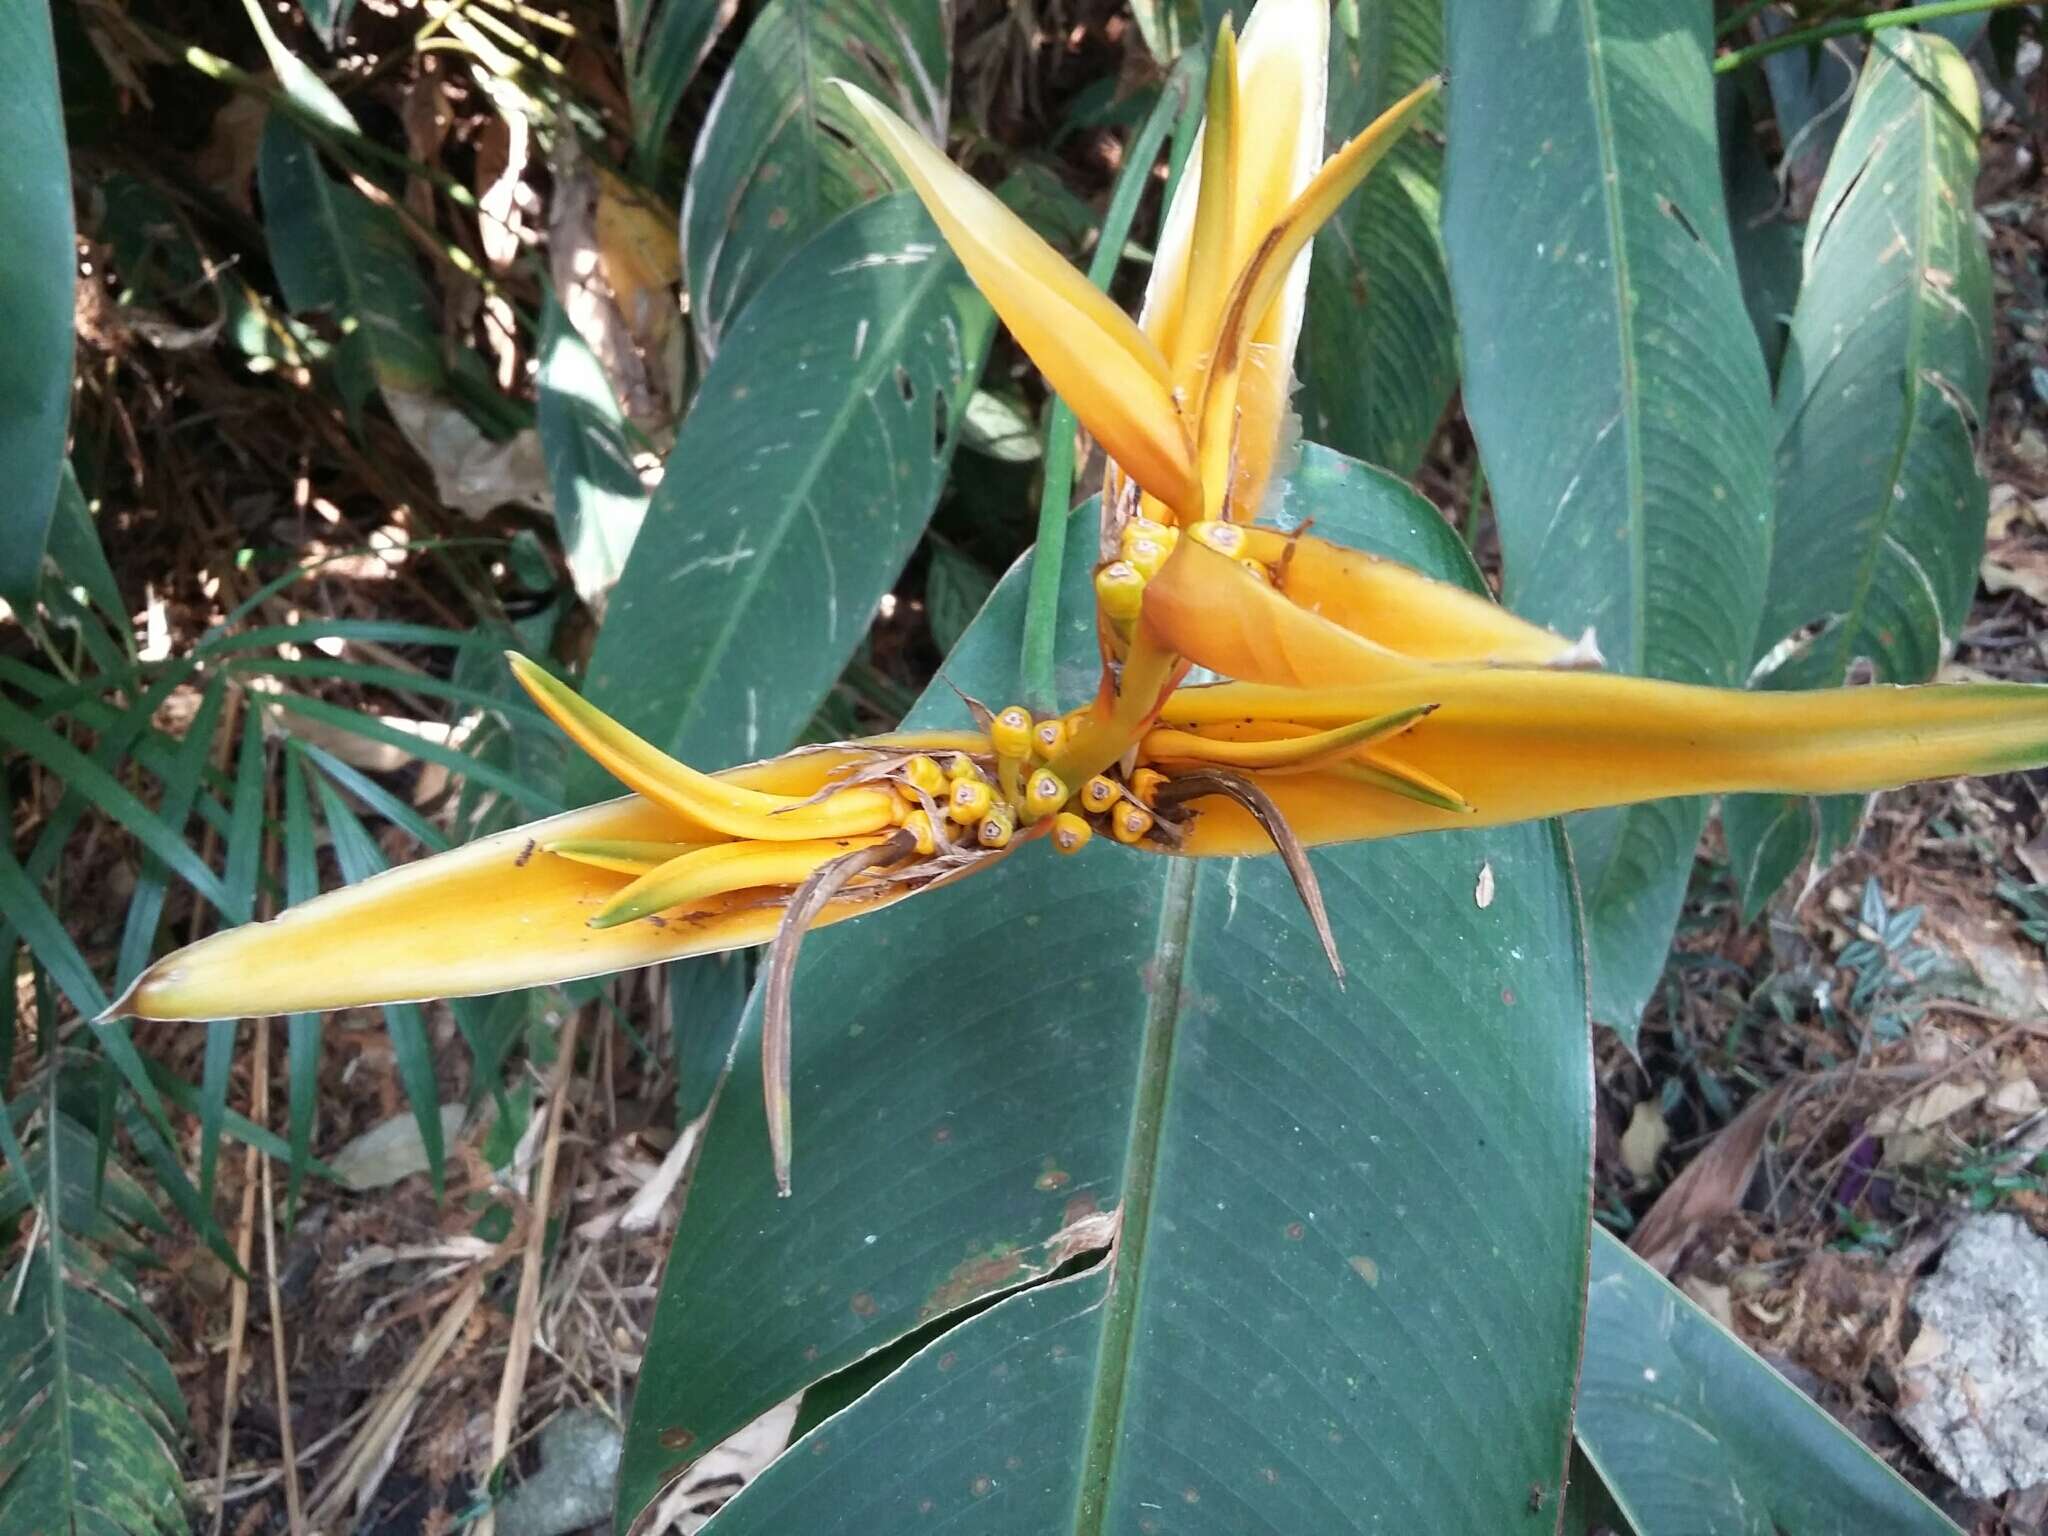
[1577,1230,1959,1535]
[1724,32,1991,919]
[616,445,1594,1529]
[258,115,440,424]
[578,192,992,787]
[1297,0,1455,476]
[0,0,78,617]
[1442,0,1774,1044]
[679,0,949,349]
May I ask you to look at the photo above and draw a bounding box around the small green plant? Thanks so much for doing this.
[1936,1145,2048,1212]
[1830,878,1959,1043]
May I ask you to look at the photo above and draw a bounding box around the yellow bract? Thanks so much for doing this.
[834,81,1198,517]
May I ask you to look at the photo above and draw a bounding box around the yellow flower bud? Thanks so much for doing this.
[948,775,995,825]
[1189,519,1246,557]
[1024,768,1067,820]
[1050,811,1093,855]
[1123,537,1168,581]
[1031,716,1068,759]
[1095,561,1146,624]
[945,752,985,783]
[902,808,939,856]
[898,754,947,802]
[1120,515,1175,553]
[1081,775,1121,813]
[1129,767,1168,807]
[1111,802,1156,844]
[991,705,1034,759]
[977,802,1017,849]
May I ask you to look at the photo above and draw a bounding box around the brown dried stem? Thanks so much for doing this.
[1156,769,1345,985]
[764,829,918,1195]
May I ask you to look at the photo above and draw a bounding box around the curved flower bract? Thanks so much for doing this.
[113,0,2048,1193]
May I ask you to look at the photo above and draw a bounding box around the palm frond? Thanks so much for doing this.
[0,1090,187,1536]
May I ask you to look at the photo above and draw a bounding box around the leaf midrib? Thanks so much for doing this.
[1574,0,1645,675]
[1069,856,1198,1532]
[46,1083,81,1527]
[1570,0,1667,936]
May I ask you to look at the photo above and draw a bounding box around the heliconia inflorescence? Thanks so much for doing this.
[112,0,2048,1194]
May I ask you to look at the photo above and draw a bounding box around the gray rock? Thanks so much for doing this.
[1897,1214,2048,1499]
[495,1409,624,1536]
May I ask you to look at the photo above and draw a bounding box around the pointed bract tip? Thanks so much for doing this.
[92,970,150,1025]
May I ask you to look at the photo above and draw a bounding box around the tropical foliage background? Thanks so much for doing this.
[3,0,2048,1532]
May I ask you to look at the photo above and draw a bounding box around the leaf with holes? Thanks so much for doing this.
[577,192,992,793]
[616,445,1594,1531]
[1724,32,1992,919]
[1577,1229,1960,1535]
[680,0,950,349]
[0,0,77,617]
[1297,0,1454,476]
[1442,0,1774,1045]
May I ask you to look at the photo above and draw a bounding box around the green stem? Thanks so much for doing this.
[1018,48,1205,714]
[1714,0,2029,73]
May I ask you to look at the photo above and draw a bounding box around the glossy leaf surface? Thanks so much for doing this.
[1725,33,1991,917]
[1442,0,1774,1043]
[617,446,1594,1531]
[680,0,949,348]
[579,193,992,790]
[1577,1230,1959,1535]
